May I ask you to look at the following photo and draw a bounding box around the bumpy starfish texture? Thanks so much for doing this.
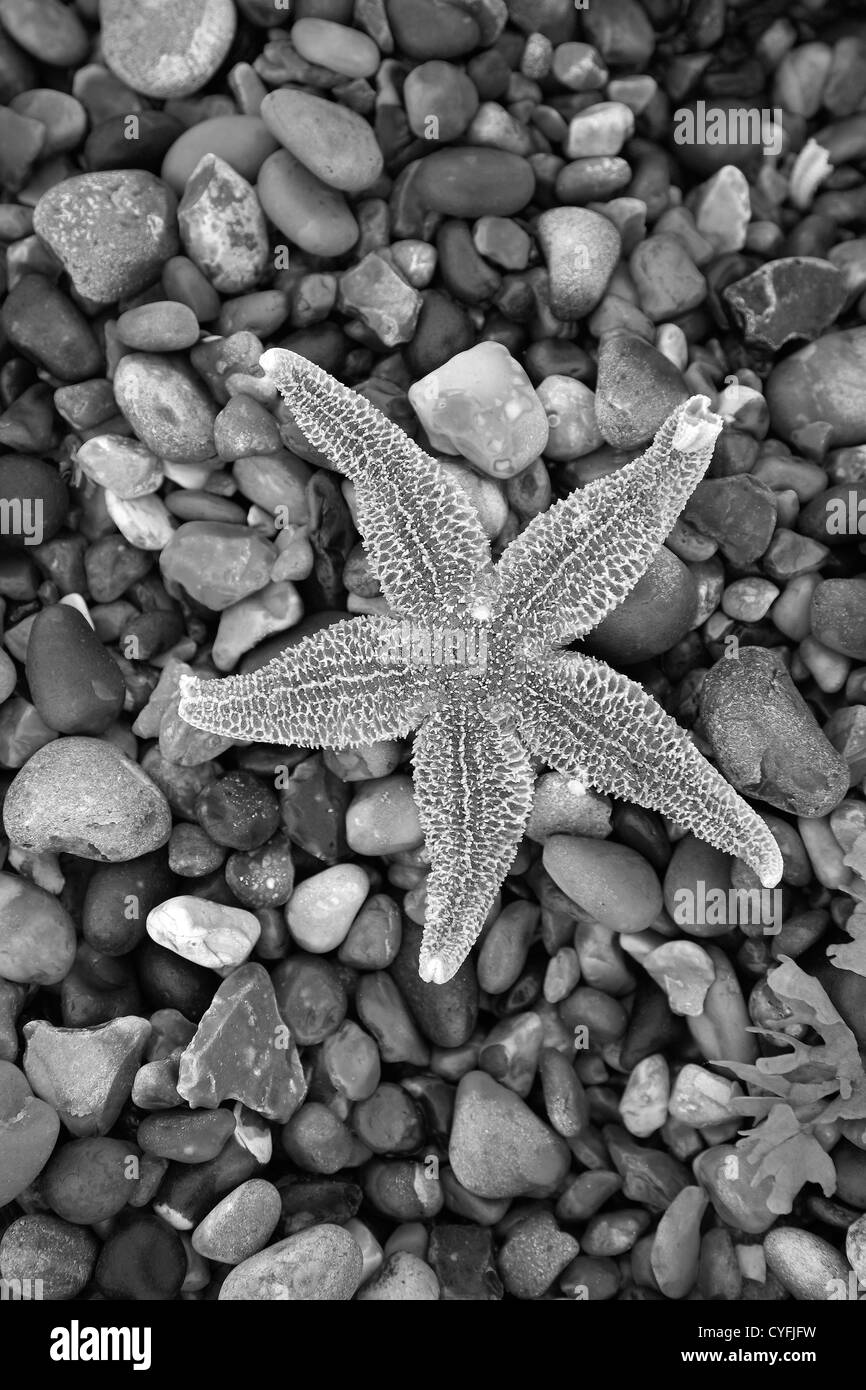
[179,349,784,985]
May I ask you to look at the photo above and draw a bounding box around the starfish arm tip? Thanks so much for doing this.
[418,950,453,986]
[673,394,723,453]
[177,674,201,721]
[757,837,785,889]
[260,346,293,376]
[259,347,309,396]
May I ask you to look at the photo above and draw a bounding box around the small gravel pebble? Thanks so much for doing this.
[409,341,548,478]
[543,834,663,933]
[536,206,620,319]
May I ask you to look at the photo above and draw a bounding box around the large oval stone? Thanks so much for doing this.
[1,275,103,383]
[26,604,126,736]
[543,834,663,932]
[414,149,536,217]
[161,116,279,195]
[449,1071,571,1198]
[101,0,236,99]
[260,90,383,194]
[257,149,359,258]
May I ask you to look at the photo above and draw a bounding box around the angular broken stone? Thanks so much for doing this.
[338,252,422,347]
[177,963,306,1122]
[668,1064,743,1128]
[700,646,850,817]
[448,1070,570,1198]
[22,1016,151,1137]
[724,257,847,351]
[133,659,234,766]
[178,155,269,295]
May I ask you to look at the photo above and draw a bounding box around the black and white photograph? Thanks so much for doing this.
[0,0,864,1358]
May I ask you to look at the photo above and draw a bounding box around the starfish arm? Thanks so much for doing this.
[178,616,434,749]
[412,697,535,984]
[496,395,723,648]
[260,348,494,622]
[510,651,783,888]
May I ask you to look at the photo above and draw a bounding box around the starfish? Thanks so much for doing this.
[179,350,783,985]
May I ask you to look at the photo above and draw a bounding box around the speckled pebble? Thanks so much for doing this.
[178,155,269,295]
[192,1178,282,1264]
[33,172,178,305]
[536,207,621,320]
[219,1223,363,1300]
[3,737,171,862]
[101,0,237,100]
